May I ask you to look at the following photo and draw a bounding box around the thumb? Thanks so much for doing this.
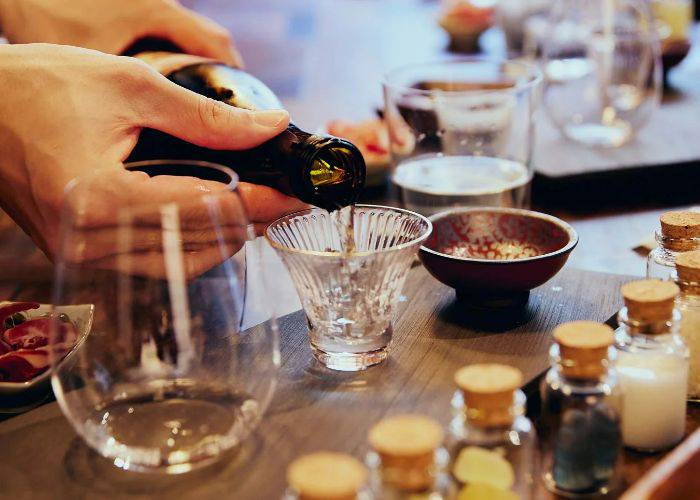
[137,71,290,150]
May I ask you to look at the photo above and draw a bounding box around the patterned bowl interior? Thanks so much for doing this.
[266,206,431,254]
[424,210,572,261]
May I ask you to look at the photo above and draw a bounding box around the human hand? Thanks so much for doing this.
[0,44,306,276]
[0,0,243,66]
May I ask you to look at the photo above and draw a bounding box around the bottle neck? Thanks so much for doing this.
[656,229,700,253]
[131,48,366,210]
[616,306,680,343]
[270,126,366,210]
[462,389,525,430]
[376,450,436,493]
[550,343,612,384]
[674,273,700,298]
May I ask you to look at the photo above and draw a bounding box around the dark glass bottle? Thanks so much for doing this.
[124,41,365,211]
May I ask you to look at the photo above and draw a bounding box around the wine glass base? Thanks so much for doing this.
[563,122,632,148]
[310,345,389,371]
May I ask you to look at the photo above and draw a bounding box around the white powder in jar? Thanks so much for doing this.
[617,351,688,451]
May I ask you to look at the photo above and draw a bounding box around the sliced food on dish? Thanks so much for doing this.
[0,301,79,383]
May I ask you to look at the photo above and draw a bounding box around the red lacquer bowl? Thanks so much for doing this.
[419,208,578,307]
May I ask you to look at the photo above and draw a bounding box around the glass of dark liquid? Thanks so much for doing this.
[383,58,542,216]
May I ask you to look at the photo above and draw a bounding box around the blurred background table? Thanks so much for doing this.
[4,0,699,281]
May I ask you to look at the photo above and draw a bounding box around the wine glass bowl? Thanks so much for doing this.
[51,161,279,474]
[542,0,662,148]
[419,208,578,307]
[265,205,432,371]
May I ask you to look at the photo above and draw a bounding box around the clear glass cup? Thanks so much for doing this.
[542,0,662,148]
[265,205,431,371]
[50,160,279,474]
[382,58,542,216]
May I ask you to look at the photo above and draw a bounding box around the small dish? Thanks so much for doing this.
[419,207,578,307]
[438,0,494,53]
[0,303,93,406]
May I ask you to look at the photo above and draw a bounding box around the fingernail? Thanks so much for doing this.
[253,109,289,128]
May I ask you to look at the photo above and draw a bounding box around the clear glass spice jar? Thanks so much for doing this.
[615,280,689,452]
[647,211,700,280]
[285,451,372,500]
[674,250,700,402]
[447,364,537,500]
[540,321,622,497]
[366,414,455,499]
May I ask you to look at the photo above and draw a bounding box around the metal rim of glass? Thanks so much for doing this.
[382,56,543,97]
[264,204,433,258]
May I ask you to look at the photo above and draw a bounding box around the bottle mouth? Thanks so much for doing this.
[301,137,366,210]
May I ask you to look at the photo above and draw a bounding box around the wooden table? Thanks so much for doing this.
[0,0,699,498]
[0,266,644,498]
[1,264,698,499]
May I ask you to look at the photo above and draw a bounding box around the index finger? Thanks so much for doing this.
[237,182,309,225]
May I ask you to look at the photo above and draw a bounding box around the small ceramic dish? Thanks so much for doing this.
[0,303,93,408]
[419,207,578,307]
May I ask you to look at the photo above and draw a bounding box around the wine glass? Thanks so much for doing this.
[542,0,662,148]
[50,160,279,474]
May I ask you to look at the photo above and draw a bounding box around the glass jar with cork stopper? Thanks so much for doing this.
[540,321,622,497]
[647,211,700,281]
[447,364,536,500]
[615,279,689,452]
[675,250,700,402]
[285,451,372,500]
[366,414,455,499]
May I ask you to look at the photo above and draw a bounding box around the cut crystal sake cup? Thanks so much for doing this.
[265,205,432,371]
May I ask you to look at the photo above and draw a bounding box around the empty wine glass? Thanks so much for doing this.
[542,0,661,147]
[50,161,279,474]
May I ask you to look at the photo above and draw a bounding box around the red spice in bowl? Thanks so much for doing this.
[419,208,578,307]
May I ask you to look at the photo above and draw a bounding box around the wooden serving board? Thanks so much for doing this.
[0,266,631,499]
[527,32,700,211]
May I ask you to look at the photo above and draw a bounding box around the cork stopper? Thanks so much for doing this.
[454,364,523,428]
[675,251,700,295]
[553,321,614,379]
[368,415,443,492]
[621,279,679,323]
[287,452,367,500]
[676,251,700,282]
[660,211,700,239]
